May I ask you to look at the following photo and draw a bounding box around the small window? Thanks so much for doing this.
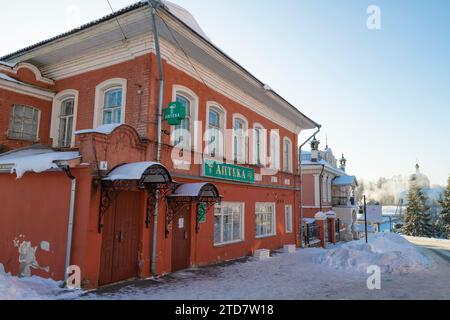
[283,138,293,172]
[58,98,75,148]
[285,205,293,233]
[214,202,244,245]
[255,203,276,238]
[8,105,40,141]
[103,88,123,125]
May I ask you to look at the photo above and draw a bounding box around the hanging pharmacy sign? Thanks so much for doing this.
[164,101,186,126]
[203,159,255,184]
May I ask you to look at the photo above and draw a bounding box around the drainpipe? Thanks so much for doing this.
[319,164,325,212]
[61,165,76,284]
[149,0,164,277]
[298,126,321,248]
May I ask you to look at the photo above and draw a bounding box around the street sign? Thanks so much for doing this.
[164,101,186,126]
[203,159,255,184]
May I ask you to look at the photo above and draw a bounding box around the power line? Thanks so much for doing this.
[107,0,128,41]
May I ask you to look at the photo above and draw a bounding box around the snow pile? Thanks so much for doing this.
[0,149,80,178]
[0,275,79,300]
[318,233,435,274]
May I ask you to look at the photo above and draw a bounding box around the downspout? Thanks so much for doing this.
[298,126,321,248]
[149,0,164,276]
[61,165,76,285]
[319,164,325,212]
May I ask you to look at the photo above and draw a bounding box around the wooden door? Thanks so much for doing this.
[99,192,142,286]
[171,206,191,272]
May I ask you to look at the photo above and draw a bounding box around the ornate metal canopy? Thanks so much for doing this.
[165,183,222,236]
[98,162,175,233]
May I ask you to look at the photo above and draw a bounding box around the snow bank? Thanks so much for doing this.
[318,233,435,274]
[0,275,79,300]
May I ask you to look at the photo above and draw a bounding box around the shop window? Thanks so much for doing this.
[255,203,276,238]
[8,105,40,141]
[214,202,244,245]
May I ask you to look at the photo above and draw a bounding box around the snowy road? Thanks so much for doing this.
[79,235,450,301]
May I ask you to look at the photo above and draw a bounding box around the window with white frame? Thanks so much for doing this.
[253,125,266,166]
[270,131,280,170]
[233,117,247,163]
[173,94,191,150]
[8,105,40,141]
[214,202,244,245]
[285,205,293,233]
[255,203,276,237]
[207,105,225,157]
[283,137,293,172]
[58,98,75,148]
[103,87,123,125]
[94,78,126,128]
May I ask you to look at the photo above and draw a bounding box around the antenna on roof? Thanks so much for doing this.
[107,0,128,41]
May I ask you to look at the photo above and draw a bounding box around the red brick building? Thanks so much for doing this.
[0,1,319,288]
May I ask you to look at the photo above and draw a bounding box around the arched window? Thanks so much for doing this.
[171,85,199,152]
[269,131,280,170]
[253,124,266,166]
[206,103,226,158]
[283,137,293,173]
[93,78,127,128]
[51,89,78,148]
[233,115,248,163]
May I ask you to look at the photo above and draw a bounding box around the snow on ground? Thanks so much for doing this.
[0,275,80,300]
[318,233,436,274]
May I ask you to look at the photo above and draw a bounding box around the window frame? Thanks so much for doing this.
[285,204,293,234]
[270,130,280,170]
[283,137,293,173]
[214,202,245,246]
[232,114,248,164]
[50,89,79,148]
[255,202,276,238]
[8,104,41,142]
[93,78,127,129]
[58,97,75,148]
[252,123,266,166]
[205,102,226,158]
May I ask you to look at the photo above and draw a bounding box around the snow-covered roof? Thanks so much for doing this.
[0,148,80,179]
[103,162,171,183]
[303,218,316,224]
[333,175,357,186]
[75,124,122,136]
[169,183,220,198]
[0,73,22,84]
[163,0,210,41]
[0,60,15,67]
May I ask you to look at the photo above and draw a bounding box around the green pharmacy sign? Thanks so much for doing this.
[198,203,207,223]
[203,159,255,184]
[164,101,186,126]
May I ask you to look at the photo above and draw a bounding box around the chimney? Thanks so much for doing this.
[310,136,320,162]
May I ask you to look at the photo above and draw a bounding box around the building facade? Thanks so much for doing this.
[301,137,358,244]
[0,1,318,287]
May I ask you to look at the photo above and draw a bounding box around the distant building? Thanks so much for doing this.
[301,137,359,242]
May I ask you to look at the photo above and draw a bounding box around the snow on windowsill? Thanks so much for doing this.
[75,124,122,136]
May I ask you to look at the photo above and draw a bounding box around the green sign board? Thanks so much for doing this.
[203,159,255,184]
[164,101,186,126]
[198,203,207,223]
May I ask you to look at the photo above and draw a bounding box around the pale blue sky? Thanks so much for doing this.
[1,0,449,185]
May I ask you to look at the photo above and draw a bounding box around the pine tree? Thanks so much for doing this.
[402,177,433,237]
[436,176,450,239]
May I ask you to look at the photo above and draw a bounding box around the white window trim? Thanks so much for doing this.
[255,202,277,238]
[50,89,79,148]
[232,113,249,164]
[93,78,127,129]
[252,123,267,166]
[170,85,199,149]
[270,130,280,170]
[205,102,227,158]
[285,204,293,234]
[283,137,293,173]
[214,202,245,246]
[8,105,41,142]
